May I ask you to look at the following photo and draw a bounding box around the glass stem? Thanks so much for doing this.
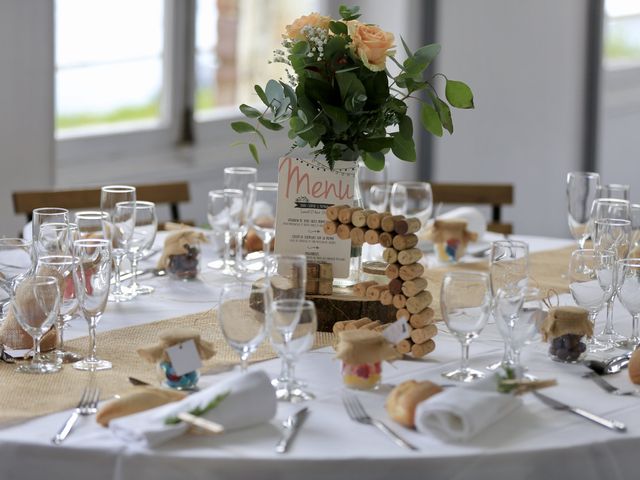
[130,252,140,291]
[33,336,42,365]
[460,341,470,372]
[113,252,124,294]
[89,319,98,362]
[57,314,65,350]
[632,314,640,344]
[587,311,598,345]
[223,231,232,269]
[578,236,587,249]
[240,353,249,372]
[602,297,615,335]
[279,357,291,382]
[235,231,244,272]
[286,358,296,392]
[262,235,272,274]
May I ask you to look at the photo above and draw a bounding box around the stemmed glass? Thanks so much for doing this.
[72,239,112,371]
[489,240,529,296]
[118,201,157,295]
[617,258,640,350]
[74,211,110,240]
[207,189,243,275]
[0,238,33,296]
[568,249,616,353]
[218,281,270,372]
[598,183,630,201]
[589,198,630,240]
[441,271,492,382]
[35,222,72,257]
[270,299,317,402]
[32,207,69,242]
[12,275,61,374]
[629,204,640,257]
[358,159,388,209]
[100,185,136,302]
[224,167,258,274]
[246,182,277,273]
[567,172,600,248]
[390,181,433,227]
[368,184,392,212]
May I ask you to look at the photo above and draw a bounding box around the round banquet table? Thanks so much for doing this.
[1,233,639,480]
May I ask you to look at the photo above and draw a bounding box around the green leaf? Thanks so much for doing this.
[339,4,361,20]
[319,101,349,133]
[420,103,443,137]
[258,117,284,131]
[254,85,268,105]
[297,109,308,124]
[359,137,394,151]
[336,71,366,102]
[362,151,385,171]
[291,40,310,56]
[329,20,348,35]
[400,37,413,59]
[165,391,230,425]
[362,71,389,107]
[430,92,454,134]
[403,43,441,76]
[324,35,348,59]
[304,77,337,104]
[239,104,261,118]
[445,79,474,109]
[391,115,416,162]
[281,82,297,106]
[231,121,257,134]
[265,79,284,106]
[248,143,259,163]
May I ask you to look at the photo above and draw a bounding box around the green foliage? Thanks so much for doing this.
[231,5,474,170]
[164,391,230,425]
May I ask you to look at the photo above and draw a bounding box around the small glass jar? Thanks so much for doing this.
[157,360,200,390]
[434,238,467,263]
[167,244,200,280]
[548,333,587,363]
[341,361,382,390]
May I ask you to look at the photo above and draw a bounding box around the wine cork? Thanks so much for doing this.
[306,279,319,295]
[382,247,398,264]
[406,290,433,314]
[336,223,353,240]
[339,207,362,224]
[411,339,436,357]
[381,215,404,233]
[409,307,436,328]
[392,233,419,251]
[318,263,333,279]
[326,205,350,221]
[352,209,375,227]
[410,324,438,344]
[379,232,394,248]
[394,217,421,235]
[354,280,378,297]
[318,279,333,295]
[350,227,365,246]
[366,284,388,301]
[366,212,386,230]
[379,289,394,305]
[333,320,351,333]
[396,308,410,321]
[397,248,422,266]
[393,293,407,309]
[307,263,320,278]
[401,277,429,298]
[323,220,338,235]
[344,317,372,330]
[396,339,412,354]
[361,320,382,330]
[385,263,400,280]
[388,277,404,295]
[364,229,381,245]
[399,263,424,281]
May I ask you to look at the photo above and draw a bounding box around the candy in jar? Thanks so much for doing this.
[426,219,477,263]
[541,306,591,363]
[157,229,208,280]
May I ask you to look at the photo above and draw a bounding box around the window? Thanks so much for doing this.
[603,0,640,69]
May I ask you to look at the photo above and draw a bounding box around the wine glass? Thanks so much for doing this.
[224,167,258,274]
[218,281,270,372]
[246,182,277,273]
[358,159,388,209]
[35,222,72,257]
[36,255,82,364]
[568,249,615,353]
[441,271,492,382]
[74,211,110,240]
[12,275,61,374]
[0,238,33,295]
[72,238,112,371]
[100,185,136,302]
[368,184,392,212]
[589,198,630,241]
[207,189,243,275]
[598,183,630,201]
[32,207,69,242]
[489,240,529,296]
[629,204,640,257]
[617,258,640,350]
[117,201,157,295]
[270,299,317,402]
[390,181,433,227]
[567,171,600,248]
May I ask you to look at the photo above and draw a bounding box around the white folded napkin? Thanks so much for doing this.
[437,207,487,239]
[110,370,277,447]
[414,378,521,442]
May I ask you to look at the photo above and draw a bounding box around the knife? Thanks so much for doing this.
[532,391,627,432]
[275,407,309,454]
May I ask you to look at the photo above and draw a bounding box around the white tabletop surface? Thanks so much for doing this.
[2,233,640,480]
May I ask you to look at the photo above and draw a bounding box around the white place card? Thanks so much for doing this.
[382,317,411,344]
[274,157,357,278]
[165,340,202,376]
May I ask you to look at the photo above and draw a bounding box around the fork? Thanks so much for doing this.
[583,372,639,397]
[52,386,100,444]
[342,393,418,451]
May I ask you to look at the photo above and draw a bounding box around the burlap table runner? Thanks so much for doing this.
[425,246,573,319]
[0,309,334,427]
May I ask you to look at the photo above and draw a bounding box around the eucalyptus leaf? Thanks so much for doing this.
[291,40,310,56]
[258,117,284,131]
[391,115,416,162]
[339,4,361,21]
[231,121,257,134]
[362,151,385,171]
[254,85,268,105]
[430,92,454,134]
[265,79,284,106]
[248,143,259,163]
[420,103,443,137]
[329,20,348,35]
[400,36,413,59]
[319,101,349,133]
[359,136,394,151]
[445,79,474,109]
[239,104,261,118]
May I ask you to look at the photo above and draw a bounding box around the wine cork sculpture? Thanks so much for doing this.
[324,206,437,358]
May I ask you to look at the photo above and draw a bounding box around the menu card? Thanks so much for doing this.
[274,157,356,278]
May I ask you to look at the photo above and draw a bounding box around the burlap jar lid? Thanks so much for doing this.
[426,219,478,244]
[137,327,216,363]
[541,306,592,341]
[157,230,208,269]
[335,329,400,365]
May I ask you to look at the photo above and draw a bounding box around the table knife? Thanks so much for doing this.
[532,391,626,432]
[275,407,309,454]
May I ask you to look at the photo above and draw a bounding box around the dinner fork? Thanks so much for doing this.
[52,386,100,444]
[342,393,418,451]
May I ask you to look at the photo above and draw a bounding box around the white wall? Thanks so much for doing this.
[0,0,54,236]
[433,0,589,237]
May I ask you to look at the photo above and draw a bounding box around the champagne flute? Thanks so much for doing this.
[390,181,433,227]
[207,189,243,275]
[246,182,277,273]
[72,239,112,371]
[218,281,270,372]
[32,207,69,242]
[118,201,157,295]
[12,275,61,374]
[100,185,136,302]
[617,258,640,350]
[224,167,258,274]
[270,299,317,402]
[566,171,600,248]
[74,211,110,240]
[441,271,492,382]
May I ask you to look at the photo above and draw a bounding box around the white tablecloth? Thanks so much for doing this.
[2,234,639,480]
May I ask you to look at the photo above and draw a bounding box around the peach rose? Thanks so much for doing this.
[347,20,395,72]
[285,12,331,41]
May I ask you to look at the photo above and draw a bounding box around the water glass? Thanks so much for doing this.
[441,271,492,382]
[224,167,258,273]
[207,188,243,275]
[617,258,640,350]
[566,171,600,248]
[218,282,269,372]
[489,240,529,296]
[390,181,433,227]
[72,239,112,371]
[118,201,157,295]
[597,183,630,201]
[0,238,33,295]
[368,183,392,212]
[32,207,69,243]
[246,182,277,271]
[74,211,111,240]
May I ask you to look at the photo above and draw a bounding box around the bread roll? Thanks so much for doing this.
[629,348,640,384]
[96,387,187,427]
[385,380,443,428]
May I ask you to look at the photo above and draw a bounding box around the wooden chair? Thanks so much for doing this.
[12,181,191,224]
